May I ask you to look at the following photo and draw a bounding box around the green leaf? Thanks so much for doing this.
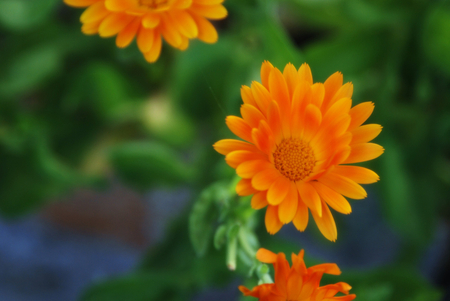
[378,137,429,246]
[81,272,187,301]
[189,183,227,257]
[304,30,384,82]
[63,62,133,121]
[226,223,239,270]
[0,0,58,31]
[422,5,450,76]
[0,135,93,216]
[0,44,62,98]
[341,267,443,301]
[109,141,194,190]
[213,224,228,250]
[379,140,424,242]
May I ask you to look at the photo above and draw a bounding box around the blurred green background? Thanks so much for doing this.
[0,0,450,300]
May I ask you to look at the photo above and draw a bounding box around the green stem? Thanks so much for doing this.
[238,227,257,260]
[226,234,238,271]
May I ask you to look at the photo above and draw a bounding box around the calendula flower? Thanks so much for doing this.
[214,61,383,241]
[239,248,356,301]
[64,0,227,62]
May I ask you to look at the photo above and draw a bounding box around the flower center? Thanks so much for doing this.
[273,138,316,182]
[139,0,171,9]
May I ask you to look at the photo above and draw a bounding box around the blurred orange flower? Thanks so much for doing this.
[214,61,383,241]
[64,0,227,62]
[239,248,356,301]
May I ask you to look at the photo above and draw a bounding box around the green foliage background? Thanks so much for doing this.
[0,0,449,300]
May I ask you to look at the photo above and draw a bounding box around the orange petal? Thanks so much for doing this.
[333,165,379,184]
[287,270,303,300]
[269,68,291,124]
[265,206,283,234]
[225,150,266,169]
[351,124,382,144]
[298,63,313,84]
[324,146,351,168]
[116,17,140,48]
[81,20,102,34]
[143,31,162,63]
[177,34,190,51]
[274,253,290,295]
[99,13,133,37]
[173,0,193,9]
[252,122,275,155]
[191,14,217,43]
[252,168,282,191]
[190,4,228,19]
[293,199,309,231]
[238,286,252,295]
[225,116,253,142]
[104,0,133,11]
[267,101,284,143]
[236,178,258,196]
[142,13,160,28]
[241,104,265,128]
[311,181,351,214]
[251,191,268,209]
[318,282,352,297]
[318,172,367,199]
[325,82,353,112]
[348,101,374,131]
[278,182,298,224]
[302,104,322,142]
[290,82,311,137]
[241,85,258,107]
[297,181,322,216]
[313,114,350,147]
[64,0,101,7]
[292,250,307,274]
[160,15,182,47]
[236,160,272,179]
[308,263,341,275]
[251,81,271,117]
[168,10,198,39]
[267,177,291,205]
[344,143,384,164]
[261,60,274,89]
[322,97,352,124]
[283,63,299,98]
[311,201,337,242]
[256,248,277,263]
[213,139,258,155]
[195,0,225,4]
[80,1,109,23]
[314,128,352,161]
[310,83,325,108]
[137,27,155,53]
[322,71,343,112]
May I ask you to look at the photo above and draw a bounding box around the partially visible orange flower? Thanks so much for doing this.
[64,0,227,62]
[239,248,356,301]
[214,61,383,241]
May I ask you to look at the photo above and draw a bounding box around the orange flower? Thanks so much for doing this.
[239,248,356,301]
[64,0,227,62]
[214,61,383,241]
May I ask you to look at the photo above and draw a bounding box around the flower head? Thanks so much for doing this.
[239,248,356,301]
[214,61,383,241]
[64,0,227,62]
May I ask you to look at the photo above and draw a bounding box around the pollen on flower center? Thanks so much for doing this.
[139,0,170,9]
[273,138,316,182]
